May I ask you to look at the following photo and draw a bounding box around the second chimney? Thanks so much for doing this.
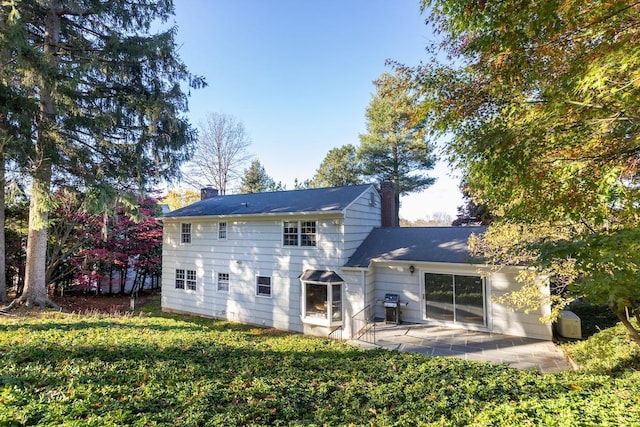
[201,187,219,200]
[380,181,396,227]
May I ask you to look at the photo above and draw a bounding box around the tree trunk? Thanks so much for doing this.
[0,147,6,304]
[120,267,127,295]
[613,305,640,347]
[20,169,55,307]
[14,3,59,309]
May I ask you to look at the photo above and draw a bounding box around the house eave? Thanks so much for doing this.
[162,210,345,221]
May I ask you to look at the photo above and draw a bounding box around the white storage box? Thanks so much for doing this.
[557,310,582,339]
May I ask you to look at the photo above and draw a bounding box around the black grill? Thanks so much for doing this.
[383,293,400,324]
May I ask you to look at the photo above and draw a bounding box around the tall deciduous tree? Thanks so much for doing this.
[182,112,252,194]
[309,144,363,188]
[358,72,436,226]
[3,1,203,308]
[404,1,640,343]
[239,160,283,194]
[162,189,201,211]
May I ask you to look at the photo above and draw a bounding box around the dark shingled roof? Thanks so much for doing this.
[164,184,374,218]
[345,226,486,267]
[299,270,345,283]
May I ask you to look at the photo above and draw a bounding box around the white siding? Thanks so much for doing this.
[488,268,553,340]
[367,262,553,340]
[340,269,366,338]
[162,215,352,332]
[371,263,422,323]
[342,188,381,261]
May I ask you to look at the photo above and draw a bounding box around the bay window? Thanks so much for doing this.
[300,270,344,326]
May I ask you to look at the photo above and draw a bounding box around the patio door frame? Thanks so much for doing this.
[420,269,489,329]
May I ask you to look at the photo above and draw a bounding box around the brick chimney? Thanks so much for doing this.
[380,181,396,227]
[200,187,219,200]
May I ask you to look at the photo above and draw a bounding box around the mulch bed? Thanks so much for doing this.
[51,291,160,314]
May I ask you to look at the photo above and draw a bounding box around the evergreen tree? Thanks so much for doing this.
[358,72,436,226]
[2,1,204,308]
[309,144,363,188]
[0,6,35,304]
[239,160,282,193]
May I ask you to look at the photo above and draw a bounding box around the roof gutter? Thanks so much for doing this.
[162,210,345,221]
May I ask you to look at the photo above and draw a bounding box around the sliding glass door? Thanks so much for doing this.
[424,273,486,326]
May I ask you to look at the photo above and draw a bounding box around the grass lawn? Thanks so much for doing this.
[1,301,639,426]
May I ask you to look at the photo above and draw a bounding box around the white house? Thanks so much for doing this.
[161,183,552,341]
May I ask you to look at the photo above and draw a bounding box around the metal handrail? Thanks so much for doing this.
[351,304,376,344]
[328,325,343,342]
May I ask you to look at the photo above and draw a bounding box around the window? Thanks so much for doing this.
[424,273,485,326]
[256,276,271,297]
[175,269,185,289]
[218,222,227,240]
[283,220,317,247]
[305,283,327,319]
[181,223,191,244]
[283,221,298,246]
[175,269,196,291]
[300,270,344,326]
[217,272,229,293]
[304,283,342,322]
[301,221,317,246]
[186,270,197,291]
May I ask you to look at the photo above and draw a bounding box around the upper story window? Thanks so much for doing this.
[300,221,316,246]
[218,222,227,240]
[181,223,191,244]
[283,221,298,246]
[283,220,316,247]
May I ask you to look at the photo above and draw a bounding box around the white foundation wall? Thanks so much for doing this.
[368,262,553,340]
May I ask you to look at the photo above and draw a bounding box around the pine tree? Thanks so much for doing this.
[309,145,363,188]
[359,72,436,226]
[2,1,204,308]
[239,160,282,193]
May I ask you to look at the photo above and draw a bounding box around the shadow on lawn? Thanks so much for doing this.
[4,313,639,426]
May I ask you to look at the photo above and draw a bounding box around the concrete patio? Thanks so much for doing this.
[350,323,572,374]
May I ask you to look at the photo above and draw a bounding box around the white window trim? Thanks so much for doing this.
[255,275,272,298]
[300,279,343,327]
[176,268,197,291]
[180,223,192,245]
[282,220,317,247]
[175,269,185,289]
[218,221,227,240]
[186,269,197,291]
[420,269,488,330]
[217,272,230,293]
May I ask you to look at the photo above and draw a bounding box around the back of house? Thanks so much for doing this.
[161,184,381,337]
[161,184,553,341]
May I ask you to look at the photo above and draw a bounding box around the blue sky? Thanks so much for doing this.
[171,0,463,221]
